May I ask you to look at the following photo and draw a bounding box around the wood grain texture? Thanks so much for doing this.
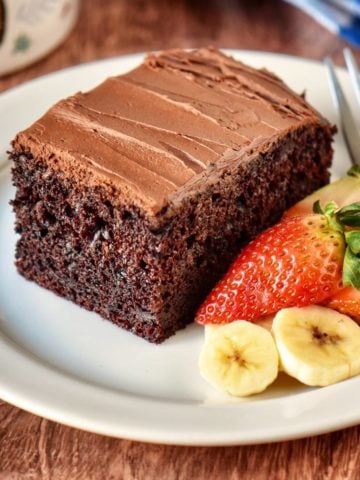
[1,0,360,478]
[2,399,360,480]
[1,0,360,93]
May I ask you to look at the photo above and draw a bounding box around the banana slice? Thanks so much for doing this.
[199,320,279,397]
[205,315,275,339]
[272,305,360,387]
[254,315,287,372]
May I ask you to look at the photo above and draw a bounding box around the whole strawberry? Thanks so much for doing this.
[196,202,360,325]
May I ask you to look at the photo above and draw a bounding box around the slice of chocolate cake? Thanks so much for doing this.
[10,48,335,343]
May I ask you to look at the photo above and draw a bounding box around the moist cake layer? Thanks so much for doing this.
[10,48,336,342]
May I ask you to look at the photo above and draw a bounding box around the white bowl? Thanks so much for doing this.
[0,0,79,76]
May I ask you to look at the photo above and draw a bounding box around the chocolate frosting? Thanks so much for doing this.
[14,48,324,216]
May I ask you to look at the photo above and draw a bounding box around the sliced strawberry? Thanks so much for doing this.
[196,202,360,325]
[326,287,360,321]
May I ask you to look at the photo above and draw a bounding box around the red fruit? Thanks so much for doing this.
[326,287,360,321]
[196,213,346,325]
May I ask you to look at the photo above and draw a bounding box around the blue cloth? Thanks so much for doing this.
[284,0,360,47]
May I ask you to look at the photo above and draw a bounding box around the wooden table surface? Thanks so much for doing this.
[1,1,360,478]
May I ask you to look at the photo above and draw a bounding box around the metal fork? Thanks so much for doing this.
[324,49,360,167]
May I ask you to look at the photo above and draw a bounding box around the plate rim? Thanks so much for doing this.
[1,50,358,446]
[0,48,348,101]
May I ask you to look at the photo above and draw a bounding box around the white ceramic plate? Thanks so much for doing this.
[0,51,357,446]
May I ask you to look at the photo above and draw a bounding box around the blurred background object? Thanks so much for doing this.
[0,0,79,75]
[1,0,360,90]
[285,0,360,47]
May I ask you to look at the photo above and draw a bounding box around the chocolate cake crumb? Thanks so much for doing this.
[10,48,335,343]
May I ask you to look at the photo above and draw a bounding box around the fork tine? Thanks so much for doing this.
[324,56,360,167]
[343,48,360,108]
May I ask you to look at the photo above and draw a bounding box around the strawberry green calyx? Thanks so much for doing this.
[345,231,360,254]
[344,248,360,290]
[336,202,360,228]
[313,200,336,215]
[312,201,343,233]
[336,202,360,291]
[313,201,360,291]
[347,165,360,178]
